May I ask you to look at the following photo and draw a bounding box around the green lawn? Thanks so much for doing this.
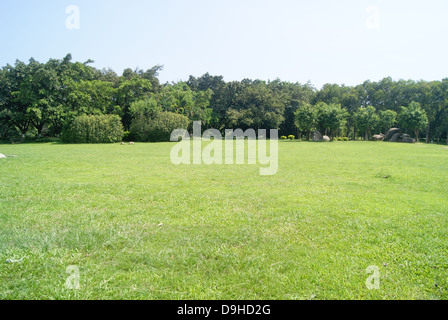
[0,141,447,300]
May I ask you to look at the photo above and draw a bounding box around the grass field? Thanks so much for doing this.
[0,141,447,300]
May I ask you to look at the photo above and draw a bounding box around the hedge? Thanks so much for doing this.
[130,112,190,142]
[62,114,124,143]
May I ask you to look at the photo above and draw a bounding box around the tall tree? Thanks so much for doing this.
[378,110,397,134]
[294,103,317,140]
[316,102,348,139]
[0,60,34,138]
[397,102,429,141]
[355,106,379,141]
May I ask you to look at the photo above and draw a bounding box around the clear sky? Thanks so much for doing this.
[1,0,447,89]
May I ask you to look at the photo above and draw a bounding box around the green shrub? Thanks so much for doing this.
[288,135,295,141]
[130,112,190,142]
[281,136,287,140]
[0,123,20,140]
[62,114,124,144]
[343,137,349,141]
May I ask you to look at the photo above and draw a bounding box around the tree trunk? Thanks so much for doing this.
[415,129,419,142]
[425,124,430,144]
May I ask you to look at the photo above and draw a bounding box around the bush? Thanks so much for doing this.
[288,135,295,141]
[343,137,349,141]
[62,114,124,143]
[130,112,190,142]
[281,136,287,140]
[0,123,20,140]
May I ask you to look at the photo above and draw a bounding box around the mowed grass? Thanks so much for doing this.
[0,141,447,300]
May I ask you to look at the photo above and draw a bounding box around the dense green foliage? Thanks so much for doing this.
[378,110,398,134]
[294,103,317,140]
[355,106,379,141]
[397,102,429,142]
[130,112,190,142]
[1,54,448,143]
[61,114,124,144]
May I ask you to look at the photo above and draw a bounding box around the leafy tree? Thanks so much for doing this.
[0,60,34,139]
[294,103,317,140]
[15,59,60,136]
[0,121,19,140]
[436,108,448,144]
[355,106,379,140]
[3,53,448,145]
[187,73,227,128]
[66,80,119,116]
[397,102,429,141]
[219,80,285,133]
[316,102,348,139]
[158,83,213,128]
[243,82,285,130]
[378,110,397,134]
[136,65,164,93]
[313,83,349,105]
[129,97,162,120]
[224,108,254,129]
[267,80,315,137]
[115,75,153,129]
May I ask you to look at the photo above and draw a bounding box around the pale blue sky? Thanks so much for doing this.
[1,0,447,89]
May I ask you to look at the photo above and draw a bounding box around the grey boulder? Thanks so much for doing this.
[385,128,416,144]
[373,134,385,141]
[385,128,402,141]
[313,130,323,142]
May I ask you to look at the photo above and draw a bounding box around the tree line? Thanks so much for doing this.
[1,54,447,143]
